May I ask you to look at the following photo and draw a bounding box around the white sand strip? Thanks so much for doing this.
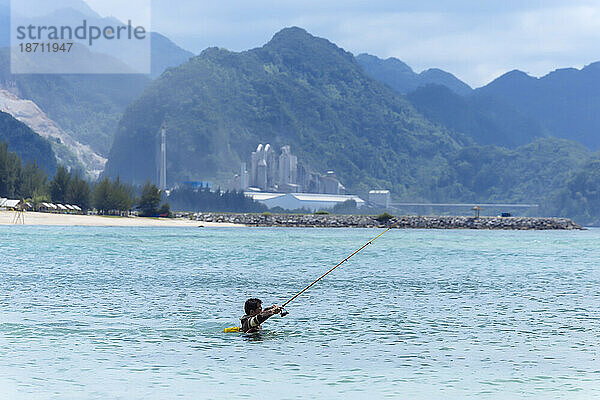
[0,211,243,227]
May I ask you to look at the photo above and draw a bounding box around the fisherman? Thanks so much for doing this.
[240,298,282,333]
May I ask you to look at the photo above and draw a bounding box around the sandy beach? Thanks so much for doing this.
[0,211,243,227]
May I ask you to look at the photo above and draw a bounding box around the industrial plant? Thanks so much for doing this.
[233,143,346,195]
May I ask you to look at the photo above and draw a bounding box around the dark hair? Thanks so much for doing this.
[244,298,262,314]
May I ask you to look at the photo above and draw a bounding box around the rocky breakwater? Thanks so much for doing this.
[194,213,583,230]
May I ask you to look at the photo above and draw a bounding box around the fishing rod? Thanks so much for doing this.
[278,217,402,317]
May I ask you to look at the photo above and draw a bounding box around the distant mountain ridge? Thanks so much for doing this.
[477,63,600,150]
[359,53,600,151]
[356,53,472,96]
[5,0,193,78]
[407,84,547,148]
[0,0,193,169]
[359,55,549,148]
[0,48,151,157]
[150,33,195,79]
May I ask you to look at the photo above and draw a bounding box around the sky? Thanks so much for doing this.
[144,0,600,88]
[5,0,599,87]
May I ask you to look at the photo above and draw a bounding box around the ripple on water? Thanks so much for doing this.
[1,226,600,398]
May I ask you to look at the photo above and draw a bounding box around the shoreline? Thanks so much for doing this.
[0,211,242,227]
[0,211,584,230]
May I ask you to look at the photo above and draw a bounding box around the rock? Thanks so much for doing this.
[193,213,583,230]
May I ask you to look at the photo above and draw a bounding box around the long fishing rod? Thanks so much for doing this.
[223,217,401,332]
[278,217,402,316]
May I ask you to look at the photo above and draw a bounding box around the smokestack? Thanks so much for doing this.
[159,122,167,190]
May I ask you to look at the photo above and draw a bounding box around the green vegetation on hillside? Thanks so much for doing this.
[0,49,150,156]
[103,27,600,225]
[0,111,57,174]
[168,187,268,213]
[356,53,472,96]
[360,54,600,151]
[430,138,590,203]
[549,157,600,225]
[354,49,600,224]
[407,84,546,148]
[105,27,468,199]
[477,65,600,150]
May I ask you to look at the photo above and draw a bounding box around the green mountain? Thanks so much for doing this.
[357,55,548,148]
[550,155,600,225]
[0,49,151,157]
[426,137,600,226]
[477,64,600,150]
[356,53,472,96]
[104,27,600,225]
[433,138,590,204]
[105,27,469,197]
[357,53,600,152]
[0,1,193,157]
[150,33,194,79]
[0,38,191,157]
[407,84,547,147]
[0,110,57,174]
[0,41,190,157]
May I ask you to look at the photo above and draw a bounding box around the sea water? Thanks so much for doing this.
[1,226,599,399]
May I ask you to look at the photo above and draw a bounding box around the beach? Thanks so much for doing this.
[0,211,242,227]
[0,211,584,229]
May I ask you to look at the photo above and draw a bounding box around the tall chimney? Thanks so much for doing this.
[159,122,167,190]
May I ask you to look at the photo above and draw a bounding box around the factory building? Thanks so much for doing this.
[245,192,365,212]
[368,190,391,208]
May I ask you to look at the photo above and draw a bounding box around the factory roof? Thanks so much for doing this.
[369,190,390,194]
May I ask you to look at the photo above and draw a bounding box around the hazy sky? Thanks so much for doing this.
[140,0,599,88]
[8,0,599,87]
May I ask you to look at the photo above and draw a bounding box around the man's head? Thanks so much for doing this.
[244,298,262,316]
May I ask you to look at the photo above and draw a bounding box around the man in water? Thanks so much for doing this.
[241,298,282,333]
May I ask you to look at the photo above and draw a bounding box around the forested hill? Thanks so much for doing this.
[105,27,468,197]
[0,110,57,174]
[476,64,600,150]
[0,0,194,157]
[104,27,600,225]
[356,53,472,96]
[359,53,600,152]
[407,84,547,148]
[357,54,549,149]
[0,48,151,157]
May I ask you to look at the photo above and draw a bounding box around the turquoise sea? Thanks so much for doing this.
[1,226,599,399]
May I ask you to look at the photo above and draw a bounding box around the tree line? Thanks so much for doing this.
[2,143,267,215]
[0,142,47,200]
[1,143,165,214]
[45,168,173,215]
[167,187,268,213]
